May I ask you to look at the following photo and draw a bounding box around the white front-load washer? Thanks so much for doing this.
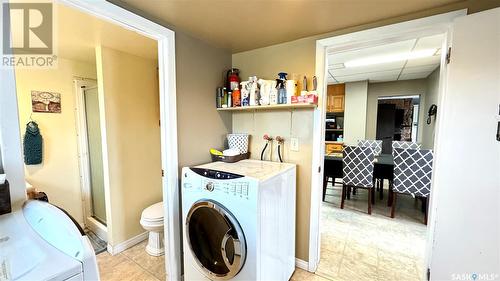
[181,160,296,281]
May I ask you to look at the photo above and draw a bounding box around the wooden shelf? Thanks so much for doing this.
[217,103,317,111]
[326,129,343,132]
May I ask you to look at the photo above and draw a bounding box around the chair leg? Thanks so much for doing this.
[379,179,384,200]
[387,180,393,207]
[347,186,351,200]
[322,176,328,202]
[371,186,375,205]
[332,177,335,187]
[352,187,357,195]
[391,193,397,218]
[340,184,346,209]
[423,197,428,225]
[368,187,372,215]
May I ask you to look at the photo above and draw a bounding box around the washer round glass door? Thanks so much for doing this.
[186,200,246,280]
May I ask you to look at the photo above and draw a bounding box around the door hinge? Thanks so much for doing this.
[318,166,321,173]
[161,169,164,177]
[446,47,452,64]
[427,268,431,281]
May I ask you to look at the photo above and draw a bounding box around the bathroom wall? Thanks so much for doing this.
[366,79,427,142]
[15,58,97,226]
[421,67,440,149]
[96,46,162,246]
[344,81,368,145]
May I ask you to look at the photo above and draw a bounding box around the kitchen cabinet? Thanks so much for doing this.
[327,84,345,113]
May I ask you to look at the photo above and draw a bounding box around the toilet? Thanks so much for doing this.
[140,202,165,256]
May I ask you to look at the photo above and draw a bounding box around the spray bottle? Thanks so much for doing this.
[277,72,287,104]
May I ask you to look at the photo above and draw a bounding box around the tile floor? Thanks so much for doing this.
[96,182,426,281]
[314,181,427,281]
[97,241,166,281]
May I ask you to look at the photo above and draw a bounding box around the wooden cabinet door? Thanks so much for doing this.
[327,84,345,113]
[332,95,344,112]
[327,94,335,112]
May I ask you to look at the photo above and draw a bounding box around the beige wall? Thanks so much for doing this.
[231,0,499,262]
[175,32,232,170]
[96,46,162,246]
[232,109,313,259]
[344,81,368,145]
[366,79,427,142]
[422,68,440,149]
[15,58,97,226]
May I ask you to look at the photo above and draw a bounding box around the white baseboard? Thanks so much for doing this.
[107,231,148,255]
[295,258,309,271]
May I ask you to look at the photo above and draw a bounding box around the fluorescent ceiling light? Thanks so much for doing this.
[344,49,437,68]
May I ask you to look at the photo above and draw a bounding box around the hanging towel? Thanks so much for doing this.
[24,121,43,165]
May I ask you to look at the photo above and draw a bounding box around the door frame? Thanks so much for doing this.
[308,9,466,273]
[74,78,108,240]
[1,0,180,280]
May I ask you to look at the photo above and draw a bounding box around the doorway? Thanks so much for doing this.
[309,10,467,278]
[376,95,420,154]
[75,79,107,247]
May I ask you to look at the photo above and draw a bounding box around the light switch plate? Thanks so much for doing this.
[290,137,299,151]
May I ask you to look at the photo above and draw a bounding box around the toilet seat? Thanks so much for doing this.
[141,202,164,221]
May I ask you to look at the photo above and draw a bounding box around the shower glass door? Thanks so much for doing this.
[84,87,106,225]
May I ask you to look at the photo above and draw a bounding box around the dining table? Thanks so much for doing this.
[323,153,395,203]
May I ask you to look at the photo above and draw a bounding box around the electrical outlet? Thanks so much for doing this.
[290,137,299,152]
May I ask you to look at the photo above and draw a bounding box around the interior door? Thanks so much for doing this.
[376,104,396,154]
[429,8,500,280]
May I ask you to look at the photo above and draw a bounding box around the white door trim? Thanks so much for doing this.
[309,10,467,273]
[2,1,180,280]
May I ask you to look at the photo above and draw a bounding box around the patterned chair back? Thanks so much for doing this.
[343,146,375,188]
[358,140,383,156]
[391,141,421,155]
[393,148,434,197]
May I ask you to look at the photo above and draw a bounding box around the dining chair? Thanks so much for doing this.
[342,146,375,214]
[391,147,434,224]
[391,141,421,152]
[358,140,384,199]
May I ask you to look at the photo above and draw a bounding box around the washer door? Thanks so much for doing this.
[186,200,246,280]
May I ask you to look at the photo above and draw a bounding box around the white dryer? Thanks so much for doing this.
[181,160,296,281]
[0,200,99,280]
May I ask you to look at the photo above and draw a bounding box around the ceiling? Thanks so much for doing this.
[327,34,444,84]
[115,0,462,53]
[56,3,157,63]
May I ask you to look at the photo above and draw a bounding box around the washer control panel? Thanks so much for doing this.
[201,180,250,199]
[190,167,243,180]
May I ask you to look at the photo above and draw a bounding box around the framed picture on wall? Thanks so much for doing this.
[31,91,61,113]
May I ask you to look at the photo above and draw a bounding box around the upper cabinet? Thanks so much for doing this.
[327,84,345,113]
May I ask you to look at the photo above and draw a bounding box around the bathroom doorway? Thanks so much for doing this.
[75,79,108,247]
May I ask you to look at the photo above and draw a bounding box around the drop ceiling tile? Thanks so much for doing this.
[413,34,445,51]
[329,61,404,77]
[335,70,401,83]
[328,39,416,65]
[398,72,432,81]
[402,64,439,75]
[405,55,441,67]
